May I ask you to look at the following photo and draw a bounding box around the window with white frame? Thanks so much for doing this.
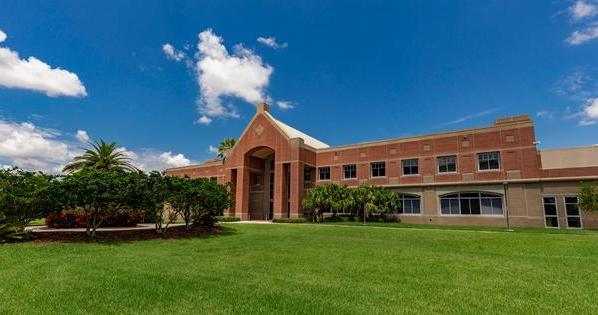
[543,197,559,228]
[564,196,582,228]
[437,155,457,173]
[478,151,500,170]
[318,167,330,180]
[343,164,357,179]
[397,194,421,214]
[440,192,503,215]
[402,159,419,175]
[371,162,386,177]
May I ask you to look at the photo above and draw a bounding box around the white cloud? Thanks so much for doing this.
[208,145,218,153]
[579,98,598,125]
[536,111,554,119]
[194,29,273,123]
[570,1,598,20]
[566,24,598,45]
[0,117,192,173]
[75,130,90,143]
[0,29,87,97]
[197,115,212,125]
[118,147,192,170]
[276,100,294,110]
[257,36,288,49]
[162,43,187,62]
[0,118,79,173]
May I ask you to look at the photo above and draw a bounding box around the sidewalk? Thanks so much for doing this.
[26,223,186,233]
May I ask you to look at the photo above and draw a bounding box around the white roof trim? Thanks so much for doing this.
[264,112,329,149]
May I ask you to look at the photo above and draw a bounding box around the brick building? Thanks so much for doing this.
[165,103,598,229]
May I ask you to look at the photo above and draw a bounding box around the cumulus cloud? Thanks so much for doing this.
[164,29,274,124]
[194,29,273,123]
[0,117,192,173]
[75,130,90,143]
[579,98,598,125]
[567,24,598,45]
[257,36,288,49]
[0,118,79,173]
[276,100,294,110]
[208,145,218,154]
[0,29,87,97]
[570,1,598,20]
[120,148,193,170]
[162,43,187,62]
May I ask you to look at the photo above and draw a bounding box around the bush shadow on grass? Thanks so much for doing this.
[27,224,238,244]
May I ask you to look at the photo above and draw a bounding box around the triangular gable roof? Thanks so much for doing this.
[264,112,329,149]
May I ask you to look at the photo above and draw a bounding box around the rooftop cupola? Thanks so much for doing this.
[257,102,270,113]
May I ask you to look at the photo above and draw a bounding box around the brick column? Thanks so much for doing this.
[235,166,250,220]
[289,161,304,218]
[273,161,285,218]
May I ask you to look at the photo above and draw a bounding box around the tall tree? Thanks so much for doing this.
[217,137,236,160]
[63,139,137,173]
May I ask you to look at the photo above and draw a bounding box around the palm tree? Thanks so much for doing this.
[63,139,138,174]
[217,137,236,160]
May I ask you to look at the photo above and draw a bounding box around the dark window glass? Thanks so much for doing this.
[402,159,419,175]
[343,164,357,179]
[318,167,330,180]
[304,169,311,182]
[438,156,457,173]
[440,192,503,216]
[397,194,421,214]
[564,196,581,228]
[478,152,500,170]
[371,162,386,177]
[543,197,559,228]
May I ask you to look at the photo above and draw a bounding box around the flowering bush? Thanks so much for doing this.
[45,210,143,228]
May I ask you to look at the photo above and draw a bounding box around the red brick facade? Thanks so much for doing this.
[166,103,598,228]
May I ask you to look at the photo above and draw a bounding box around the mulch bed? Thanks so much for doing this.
[29,225,223,243]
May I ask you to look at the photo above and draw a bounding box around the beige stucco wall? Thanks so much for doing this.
[540,146,598,169]
[391,181,598,229]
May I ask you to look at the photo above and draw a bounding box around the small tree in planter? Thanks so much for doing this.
[127,171,173,233]
[579,182,598,214]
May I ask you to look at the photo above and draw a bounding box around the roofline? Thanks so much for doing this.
[317,119,534,152]
[539,144,598,152]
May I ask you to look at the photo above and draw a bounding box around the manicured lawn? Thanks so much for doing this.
[1,224,598,314]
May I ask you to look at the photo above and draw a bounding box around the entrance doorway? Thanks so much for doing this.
[247,147,275,220]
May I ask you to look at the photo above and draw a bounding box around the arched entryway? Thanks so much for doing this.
[245,147,276,220]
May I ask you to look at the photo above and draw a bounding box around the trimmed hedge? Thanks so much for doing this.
[272,217,309,224]
[215,216,241,222]
[46,210,143,228]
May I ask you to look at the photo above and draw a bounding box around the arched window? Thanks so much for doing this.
[440,192,503,216]
[397,194,421,214]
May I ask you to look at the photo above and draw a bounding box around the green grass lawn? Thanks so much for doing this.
[1,224,598,314]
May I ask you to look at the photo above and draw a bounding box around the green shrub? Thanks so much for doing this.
[272,217,309,223]
[215,216,241,222]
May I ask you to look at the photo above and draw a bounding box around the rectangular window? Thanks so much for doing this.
[251,174,261,186]
[564,196,582,228]
[437,155,457,173]
[304,169,311,182]
[478,151,500,170]
[402,159,419,175]
[543,197,559,228]
[397,194,421,214]
[318,167,330,180]
[343,164,357,179]
[370,162,386,177]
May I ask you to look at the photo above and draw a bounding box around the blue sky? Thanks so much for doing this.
[0,1,597,172]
